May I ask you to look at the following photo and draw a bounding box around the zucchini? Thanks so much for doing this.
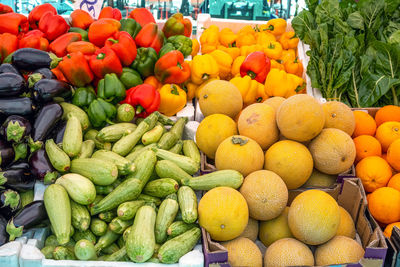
[44,184,71,245]
[89,194,104,209]
[157,227,201,264]
[45,235,59,247]
[20,190,34,208]
[143,178,179,198]
[74,239,97,260]
[95,185,113,195]
[70,200,91,232]
[92,150,135,175]
[126,150,157,186]
[53,246,76,260]
[94,229,120,253]
[117,200,145,220]
[90,218,108,236]
[182,140,200,164]
[97,123,137,142]
[126,205,156,263]
[60,102,90,131]
[153,148,199,175]
[70,158,118,186]
[137,194,161,206]
[77,140,95,159]
[123,226,132,241]
[98,210,117,222]
[125,143,156,162]
[117,103,135,122]
[165,193,178,201]
[177,186,198,224]
[141,125,163,145]
[84,129,112,150]
[158,113,175,126]
[62,115,82,158]
[182,170,244,190]
[109,217,133,234]
[41,246,55,259]
[45,139,70,172]
[167,221,197,238]
[157,117,187,150]
[55,173,96,205]
[169,140,183,154]
[102,243,120,254]
[129,144,145,154]
[72,229,96,244]
[105,246,127,261]
[155,160,192,185]
[117,236,124,248]
[155,198,179,244]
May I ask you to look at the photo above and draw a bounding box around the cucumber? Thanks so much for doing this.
[53,246,76,260]
[167,221,197,238]
[45,139,70,172]
[155,160,192,185]
[70,200,91,232]
[178,186,198,224]
[141,125,164,145]
[117,200,145,220]
[90,218,108,236]
[105,246,127,261]
[182,170,244,190]
[62,115,82,158]
[102,243,120,254]
[125,143,156,162]
[44,184,71,245]
[117,103,135,122]
[153,148,199,175]
[41,245,55,259]
[157,117,188,150]
[165,193,178,201]
[97,123,137,142]
[158,113,175,126]
[92,150,135,175]
[127,150,157,186]
[45,235,59,247]
[72,230,96,244]
[56,173,96,205]
[94,229,120,253]
[157,227,201,264]
[169,140,183,154]
[126,205,156,263]
[155,198,179,244]
[60,102,90,131]
[84,129,112,150]
[20,190,34,208]
[95,185,113,195]
[77,140,95,159]
[98,210,117,222]
[70,158,118,186]
[182,140,200,164]
[143,178,179,198]
[74,239,97,260]
[137,194,161,206]
[109,217,133,234]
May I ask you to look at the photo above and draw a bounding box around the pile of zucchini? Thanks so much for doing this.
[40,110,244,263]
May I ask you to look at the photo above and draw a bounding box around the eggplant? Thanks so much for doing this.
[12,48,59,71]
[0,73,27,97]
[0,189,21,220]
[32,68,55,80]
[0,97,35,119]
[0,63,20,75]
[6,200,47,240]
[0,215,8,245]
[29,149,57,183]
[0,115,32,143]
[0,168,34,192]
[33,79,72,103]
[0,139,15,168]
[51,120,67,144]
[32,103,62,142]
[7,161,30,171]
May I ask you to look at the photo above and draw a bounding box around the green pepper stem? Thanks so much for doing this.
[97,53,106,60]
[202,73,209,80]
[107,39,119,44]
[171,85,180,95]
[136,105,144,114]
[247,71,256,79]
[267,25,274,31]
[268,42,275,49]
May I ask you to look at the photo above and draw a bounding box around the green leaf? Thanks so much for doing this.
[389,30,400,44]
[358,73,400,106]
[292,10,316,45]
[358,0,385,34]
[347,11,365,30]
[305,0,319,14]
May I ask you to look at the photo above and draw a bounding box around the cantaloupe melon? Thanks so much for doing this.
[303,169,337,188]
[315,236,364,265]
[238,217,258,241]
[323,101,356,136]
[259,207,293,247]
[264,96,285,112]
[264,238,314,267]
[223,237,262,267]
[288,189,340,245]
[309,128,356,175]
[336,206,356,239]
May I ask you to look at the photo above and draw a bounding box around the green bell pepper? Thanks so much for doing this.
[166,35,192,57]
[158,43,175,58]
[72,86,96,109]
[131,47,158,78]
[97,73,126,104]
[119,68,143,89]
[88,98,117,128]
[68,27,88,41]
[120,18,142,39]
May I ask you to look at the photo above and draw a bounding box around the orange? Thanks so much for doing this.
[384,222,400,238]
[387,139,400,172]
[375,105,400,126]
[382,153,388,161]
[353,135,382,162]
[368,187,400,224]
[388,173,400,192]
[375,121,400,152]
[352,110,376,137]
[355,156,392,192]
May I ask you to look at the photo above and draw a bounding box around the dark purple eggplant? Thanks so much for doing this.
[51,120,67,144]
[32,103,62,142]
[7,161,29,171]
[0,215,8,245]
[0,139,15,168]
[33,68,55,79]
[0,97,35,119]
[33,79,72,103]
[12,48,59,71]
[0,168,34,192]
[29,149,57,184]
[0,73,27,97]
[6,200,47,240]
[0,115,32,143]
[0,189,21,220]
[0,64,20,75]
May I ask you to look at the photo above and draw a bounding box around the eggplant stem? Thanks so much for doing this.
[6,121,25,143]
[6,219,23,241]
[0,173,6,186]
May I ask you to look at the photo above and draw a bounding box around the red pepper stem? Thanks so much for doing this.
[247,71,256,79]
[170,85,179,95]
[136,105,144,114]
[107,38,119,44]
[97,53,106,60]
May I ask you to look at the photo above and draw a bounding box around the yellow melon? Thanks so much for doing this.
[309,128,356,175]
[222,237,262,267]
[259,207,293,247]
[215,135,264,177]
[199,80,243,119]
[303,169,337,188]
[198,187,248,241]
[323,101,356,136]
[264,238,314,267]
[315,236,364,265]
[263,96,285,113]
[264,140,313,189]
[336,206,356,239]
[288,189,340,245]
[195,114,238,159]
[238,103,279,150]
[238,217,259,241]
[276,94,325,142]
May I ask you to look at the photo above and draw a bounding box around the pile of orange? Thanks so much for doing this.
[353,105,400,236]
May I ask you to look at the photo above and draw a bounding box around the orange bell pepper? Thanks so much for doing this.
[264,41,283,60]
[49,32,82,57]
[129,8,156,27]
[218,45,240,60]
[70,9,94,30]
[219,28,237,47]
[270,59,285,70]
[280,49,296,64]
[231,56,246,77]
[0,13,29,35]
[191,38,200,57]
[98,6,122,21]
[154,50,191,84]
[144,76,162,90]
[18,30,49,51]
[285,57,303,77]
[67,41,97,55]
[59,52,94,87]
[265,18,287,36]
[88,18,120,47]
[0,33,18,62]
[162,13,192,38]
[279,31,299,49]
[51,65,68,83]
[200,25,219,54]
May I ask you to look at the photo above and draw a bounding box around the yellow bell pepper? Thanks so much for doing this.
[191,38,200,57]
[191,54,219,85]
[158,84,187,116]
[230,75,268,106]
[279,31,299,49]
[280,49,296,64]
[264,41,283,60]
[285,57,303,77]
[218,45,240,61]
[255,31,276,46]
[264,68,305,98]
[265,18,287,36]
[219,28,237,47]
[236,26,256,47]
[231,56,246,77]
[287,73,306,97]
[195,77,219,99]
[270,59,285,70]
[238,25,255,35]
[182,81,197,101]
[208,49,233,80]
[240,44,263,57]
[200,25,219,54]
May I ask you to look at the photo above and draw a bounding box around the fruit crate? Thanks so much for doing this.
[202,178,388,266]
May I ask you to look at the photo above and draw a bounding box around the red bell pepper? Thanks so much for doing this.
[88,18,120,47]
[58,52,94,87]
[135,23,164,53]
[0,13,28,35]
[121,84,160,118]
[67,41,97,55]
[28,3,56,29]
[38,11,69,41]
[105,31,137,67]
[162,13,192,38]
[18,30,49,51]
[0,33,18,63]
[240,51,271,83]
[0,4,13,14]
[98,6,122,21]
[129,8,155,27]
[49,32,82,57]
[89,47,123,78]
[70,9,94,30]
[154,50,190,84]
